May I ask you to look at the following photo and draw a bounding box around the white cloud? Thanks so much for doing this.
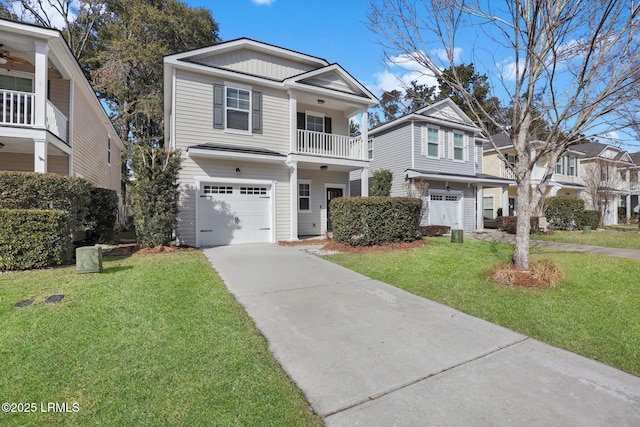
[251,0,276,5]
[497,58,523,82]
[432,47,463,63]
[10,0,81,29]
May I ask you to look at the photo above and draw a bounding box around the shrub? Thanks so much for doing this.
[418,225,451,236]
[371,169,393,196]
[496,215,517,234]
[88,188,119,241]
[0,209,72,270]
[581,210,601,230]
[330,196,422,246]
[0,171,92,231]
[130,146,182,247]
[545,196,584,230]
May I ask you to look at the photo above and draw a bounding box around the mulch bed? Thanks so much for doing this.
[105,244,197,256]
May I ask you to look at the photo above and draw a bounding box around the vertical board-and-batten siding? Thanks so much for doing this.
[299,72,358,95]
[367,123,413,196]
[191,49,318,81]
[71,82,121,192]
[174,70,290,153]
[176,156,290,246]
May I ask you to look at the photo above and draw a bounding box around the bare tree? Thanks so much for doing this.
[368,0,640,269]
[581,159,624,225]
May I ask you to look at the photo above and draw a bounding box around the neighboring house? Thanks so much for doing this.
[357,98,511,231]
[163,38,378,246]
[483,133,585,221]
[572,141,637,225]
[0,19,124,198]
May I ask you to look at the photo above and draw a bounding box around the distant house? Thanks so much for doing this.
[163,38,378,246]
[483,133,585,219]
[0,19,124,198]
[356,99,511,231]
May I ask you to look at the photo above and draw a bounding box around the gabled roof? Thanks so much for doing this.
[485,133,584,156]
[370,98,484,137]
[629,152,640,165]
[284,63,377,103]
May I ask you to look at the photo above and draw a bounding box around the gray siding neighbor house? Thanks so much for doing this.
[355,99,510,231]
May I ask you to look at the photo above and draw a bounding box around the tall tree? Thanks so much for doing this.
[369,0,640,270]
[404,80,437,113]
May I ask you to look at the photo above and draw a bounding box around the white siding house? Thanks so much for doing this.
[164,38,378,246]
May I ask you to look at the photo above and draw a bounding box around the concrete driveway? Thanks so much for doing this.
[203,244,640,426]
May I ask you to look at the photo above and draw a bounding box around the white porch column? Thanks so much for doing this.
[34,139,47,173]
[288,161,299,241]
[476,184,484,230]
[360,110,368,160]
[361,167,369,197]
[33,40,48,128]
[502,186,509,216]
[289,91,297,153]
[626,194,632,222]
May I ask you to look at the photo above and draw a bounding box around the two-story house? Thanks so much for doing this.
[483,133,585,221]
[572,141,637,225]
[0,19,124,197]
[163,38,378,246]
[356,99,511,231]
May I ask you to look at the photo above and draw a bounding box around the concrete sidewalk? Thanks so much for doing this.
[469,230,640,260]
[204,244,640,426]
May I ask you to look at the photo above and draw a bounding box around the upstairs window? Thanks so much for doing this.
[306,114,324,132]
[425,127,439,157]
[567,156,577,177]
[226,87,251,131]
[367,138,374,160]
[453,133,464,161]
[555,157,564,174]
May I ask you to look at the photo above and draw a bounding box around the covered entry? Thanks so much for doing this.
[198,182,273,246]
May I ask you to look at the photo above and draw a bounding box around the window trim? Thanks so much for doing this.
[483,195,494,220]
[453,132,464,162]
[367,138,374,160]
[298,179,312,213]
[567,155,577,177]
[305,110,324,133]
[224,82,252,135]
[423,126,440,158]
[107,136,111,166]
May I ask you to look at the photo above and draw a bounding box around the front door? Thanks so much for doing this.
[326,188,343,231]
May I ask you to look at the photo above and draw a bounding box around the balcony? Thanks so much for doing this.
[296,129,365,161]
[0,89,68,141]
[500,164,516,180]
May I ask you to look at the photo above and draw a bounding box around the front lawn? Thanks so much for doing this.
[325,238,640,376]
[0,252,320,426]
[532,229,640,249]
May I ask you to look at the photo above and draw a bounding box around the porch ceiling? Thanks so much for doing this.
[0,136,68,155]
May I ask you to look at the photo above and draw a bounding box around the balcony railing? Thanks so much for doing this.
[296,130,365,160]
[0,89,68,142]
[0,89,34,126]
[46,100,68,140]
[500,164,516,180]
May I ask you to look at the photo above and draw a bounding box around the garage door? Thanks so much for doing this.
[198,183,272,246]
[429,193,462,229]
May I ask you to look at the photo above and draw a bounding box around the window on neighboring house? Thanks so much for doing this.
[226,86,251,131]
[453,133,464,161]
[483,196,494,220]
[505,154,517,168]
[298,181,310,211]
[556,157,564,174]
[426,127,439,157]
[600,164,609,182]
[567,155,577,177]
[107,137,111,165]
[367,138,374,160]
[306,114,324,132]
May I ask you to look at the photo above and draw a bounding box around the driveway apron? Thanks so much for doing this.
[203,244,640,426]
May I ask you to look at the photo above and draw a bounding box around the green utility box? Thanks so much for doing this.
[76,246,103,274]
[451,229,464,243]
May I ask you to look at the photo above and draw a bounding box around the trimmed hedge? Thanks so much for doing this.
[581,210,601,230]
[330,196,422,246]
[0,209,72,271]
[545,196,584,230]
[0,171,92,231]
[88,187,119,240]
[496,215,542,234]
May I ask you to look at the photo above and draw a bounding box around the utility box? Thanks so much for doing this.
[451,229,464,243]
[76,246,103,274]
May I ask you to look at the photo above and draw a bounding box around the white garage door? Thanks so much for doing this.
[429,193,462,229]
[198,183,272,246]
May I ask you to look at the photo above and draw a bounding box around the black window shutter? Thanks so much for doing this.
[324,117,332,134]
[252,91,262,134]
[297,112,305,130]
[213,84,224,129]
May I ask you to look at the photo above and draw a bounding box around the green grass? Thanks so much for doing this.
[532,229,640,249]
[0,252,320,426]
[325,238,640,376]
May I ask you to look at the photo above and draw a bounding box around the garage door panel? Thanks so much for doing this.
[198,183,272,246]
[429,193,462,229]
